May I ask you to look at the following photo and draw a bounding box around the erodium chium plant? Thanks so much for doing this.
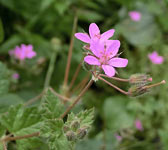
[0,20,166,150]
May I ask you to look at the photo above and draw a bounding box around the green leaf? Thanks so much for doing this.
[54,0,71,15]
[0,104,43,149]
[0,123,6,149]
[39,89,71,149]
[64,108,94,141]
[0,94,24,113]
[76,139,102,150]
[0,34,22,54]
[66,108,94,128]
[78,9,103,22]
[0,0,43,19]
[41,119,71,150]
[103,97,134,130]
[40,88,64,120]
[117,6,160,47]
[0,62,11,96]
[0,19,4,43]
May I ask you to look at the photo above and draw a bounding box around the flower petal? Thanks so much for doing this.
[106,40,120,58]
[105,40,115,49]
[100,29,115,42]
[27,44,33,50]
[84,56,100,66]
[27,51,36,58]
[102,65,115,77]
[75,33,90,43]
[89,23,100,39]
[109,58,128,68]
[90,40,104,58]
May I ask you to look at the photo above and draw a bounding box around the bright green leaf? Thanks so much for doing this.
[40,88,64,120]
[41,119,71,150]
[0,104,43,149]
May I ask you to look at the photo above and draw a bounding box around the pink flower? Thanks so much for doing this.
[148,51,164,64]
[75,23,115,44]
[84,40,128,77]
[20,44,36,59]
[115,134,122,142]
[135,119,143,131]
[10,44,36,60]
[129,11,141,22]
[12,73,20,79]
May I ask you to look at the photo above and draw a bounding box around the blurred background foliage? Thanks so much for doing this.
[0,0,168,149]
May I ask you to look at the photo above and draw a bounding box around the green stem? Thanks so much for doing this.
[44,51,57,89]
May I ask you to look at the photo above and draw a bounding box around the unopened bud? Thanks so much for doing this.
[77,128,87,139]
[66,131,76,141]
[51,37,61,51]
[129,80,166,97]
[71,120,80,131]
[63,125,70,133]
[129,74,152,85]
[128,85,149,97]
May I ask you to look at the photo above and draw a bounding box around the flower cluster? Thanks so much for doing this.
[9,44,36,61]
[75,23,128,77]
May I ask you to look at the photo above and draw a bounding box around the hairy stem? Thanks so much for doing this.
[68,62,82,91]
[2,141,7,150]
[98,76,129,95]
[71,74,90,94]
[99,74,129,82]
[60,79,93,119]
[44,50,57,89]
[3,132,40,142]
[49,87,70,102]
[63,10,78,87]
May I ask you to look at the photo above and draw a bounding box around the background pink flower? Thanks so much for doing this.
[135,119,143,131]
[12,73,20,79]
[9,44,36,60]
[148,51,164,64]
[115,134,122,142]
[129,11,141,22]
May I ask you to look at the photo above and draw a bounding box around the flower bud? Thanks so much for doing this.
[66,131,76,141]
[128,85,149,97]
[129,74,152,85]
[129,80,166,97]
[51,37,61,52]
[63,125,70,133]
[77,128,87,139]
[71,120,80,131]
